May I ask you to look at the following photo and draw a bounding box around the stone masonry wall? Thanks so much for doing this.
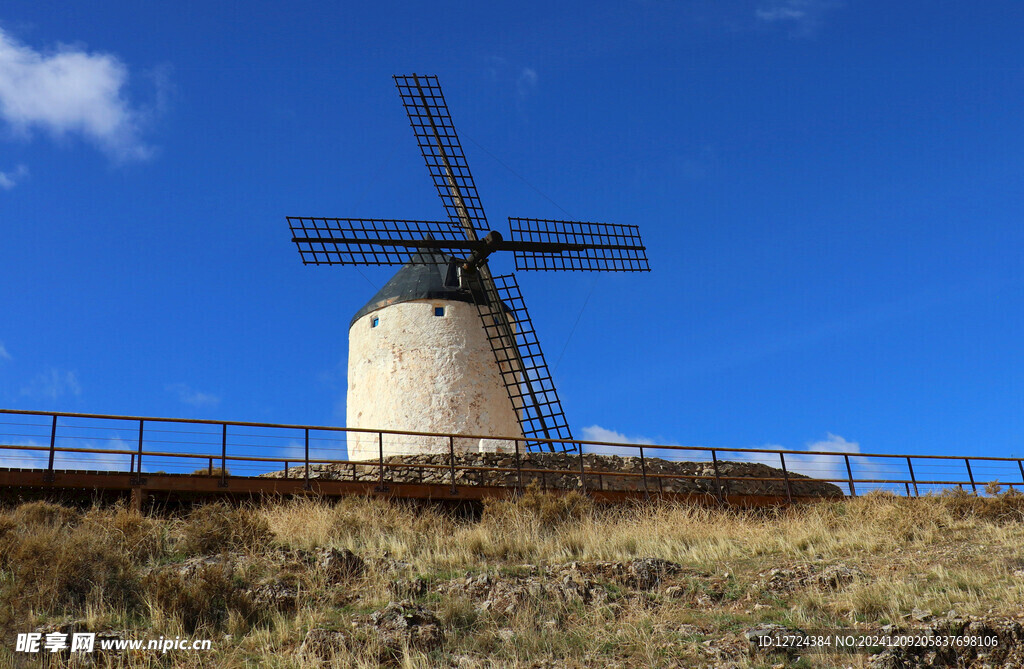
[263,452,845,499]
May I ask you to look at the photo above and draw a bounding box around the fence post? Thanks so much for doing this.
[284,461,289,479]
[304,427,311,491]
[514,439,523,493]
[1018,460,1024,488]
[906,457,919,496]
[639,445,649,498]
[134,420,144,482]
[844,454,857,497]
[711,449,725,503]
[779,452,793,504]
[219,424,228,488]
[578,443,587,494]
[965,458,977,493]
[448,435,458,495]
[131,419,145,510]
[208,457,213,476]
[377,431,387,492]
[44,415,57,482]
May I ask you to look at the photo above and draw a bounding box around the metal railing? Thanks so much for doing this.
[0,408,1020,499]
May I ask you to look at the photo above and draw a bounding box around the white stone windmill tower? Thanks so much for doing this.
[288,74,649,461]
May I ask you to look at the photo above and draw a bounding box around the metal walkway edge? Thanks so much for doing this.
[0,408,1017,509]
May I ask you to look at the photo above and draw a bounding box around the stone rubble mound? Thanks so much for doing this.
[432,558,685,617]
[142,546,364,613]
[368,600,443,651]
[758,562,867,594]
[263,451,845,498]
[746,613,1024,669]
[869,615,1024,668]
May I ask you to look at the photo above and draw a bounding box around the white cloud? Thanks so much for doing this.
[276,440,310,467]
[0,340,10,361]
[0,439,47,469]
[807,432,859,454]
[20,367,81,400]
[517,67,538,98]
[580,424,679,456]
[581,425,640,444]
[729,432,882,495]
[0,437,134,471]
[0,28,152,161]
[757,5,807,21]
[0,163,27,189]
[755,0,842,36]
[487,58,539,102]
[581,425,881,494]
[166,382,220,408]
[742,432,859,476]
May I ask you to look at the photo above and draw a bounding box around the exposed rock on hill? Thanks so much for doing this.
[868,616,1024,668]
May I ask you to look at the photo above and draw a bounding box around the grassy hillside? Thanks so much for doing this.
[2,489,1024,667]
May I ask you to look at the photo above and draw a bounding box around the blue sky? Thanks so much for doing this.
[2,1,1023,469]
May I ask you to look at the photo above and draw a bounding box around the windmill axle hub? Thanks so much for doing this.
[462,230,503,272]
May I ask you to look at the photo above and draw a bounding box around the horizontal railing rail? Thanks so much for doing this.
[0,408,1019,500]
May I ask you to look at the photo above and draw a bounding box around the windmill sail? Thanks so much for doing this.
[509,218,650,272]
[473,273,575,452]
[289,217,471,266]
[395,74,488,239]
[395,74,576,452]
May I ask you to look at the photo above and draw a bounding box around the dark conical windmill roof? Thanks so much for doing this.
[350,251,485,328]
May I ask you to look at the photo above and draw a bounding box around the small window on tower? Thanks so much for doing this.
[434,306,445,317]
[372,317,379,328]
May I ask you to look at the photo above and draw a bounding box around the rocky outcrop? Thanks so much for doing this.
[141,546,364,615]
[746,614,1024,669]
[757,562,866,594]
[367,600,444,653]
[869,615,1024,668]
[432,558,685,617]
[262,451,844,499]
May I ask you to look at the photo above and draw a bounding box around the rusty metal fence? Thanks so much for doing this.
[0,408,1020,501]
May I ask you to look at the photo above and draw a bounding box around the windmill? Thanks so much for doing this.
[289,74,649,461]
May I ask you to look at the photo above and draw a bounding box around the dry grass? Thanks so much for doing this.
[177,501,272,555]
[1,489,1023,667]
